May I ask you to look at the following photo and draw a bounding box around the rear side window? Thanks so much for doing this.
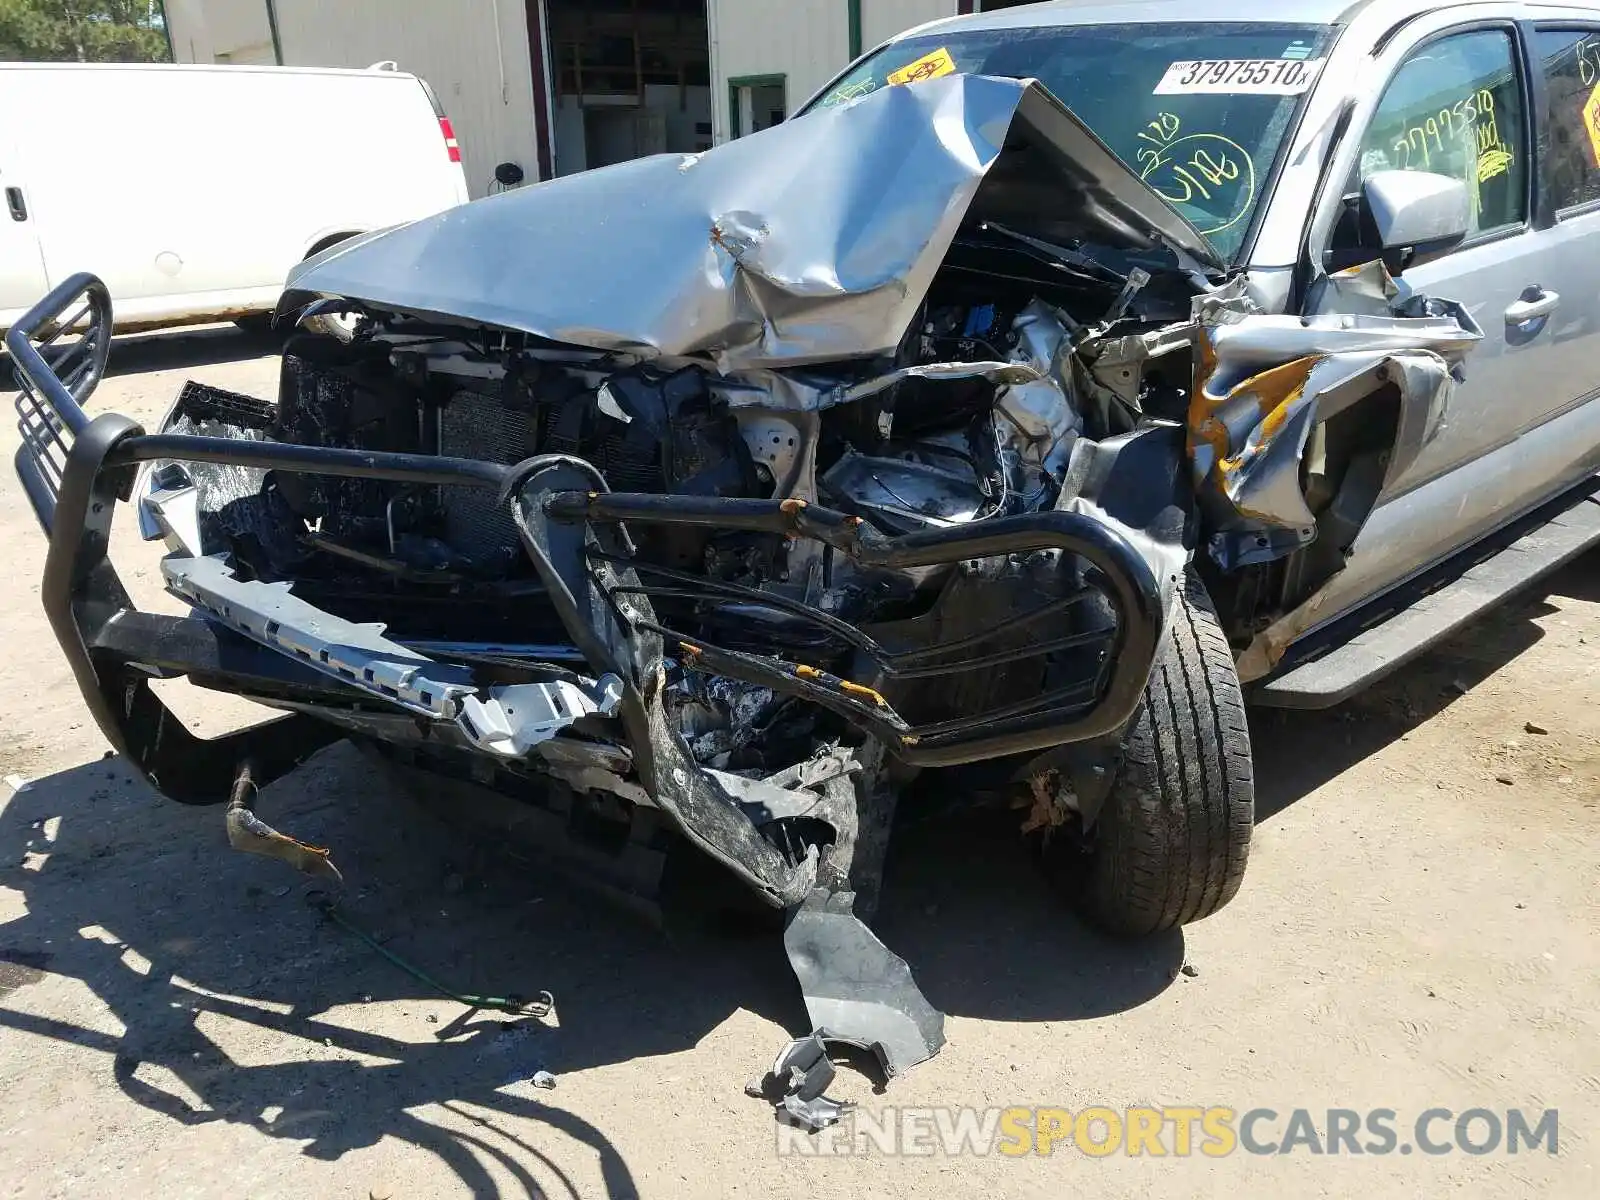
[1533,30,1600,212]
[1357,29,1527,236]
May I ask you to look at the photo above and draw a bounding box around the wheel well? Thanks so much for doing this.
[304,231,361,260]
[1205,382,1403,648]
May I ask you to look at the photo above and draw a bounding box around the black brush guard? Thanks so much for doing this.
[11,274,1164,904]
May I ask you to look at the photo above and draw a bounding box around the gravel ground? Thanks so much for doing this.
[0,327,1596,1198]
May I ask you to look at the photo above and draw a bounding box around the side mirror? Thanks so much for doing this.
[1360,170,1469,266]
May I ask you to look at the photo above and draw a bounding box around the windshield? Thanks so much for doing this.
[810,22,1337,261]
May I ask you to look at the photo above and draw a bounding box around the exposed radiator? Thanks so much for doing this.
[436,384,668,565]
[437,389,538,561]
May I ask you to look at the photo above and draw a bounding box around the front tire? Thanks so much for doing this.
[1057,571,1254,936]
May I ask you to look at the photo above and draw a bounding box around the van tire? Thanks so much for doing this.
[233,313,276,336]
[249,233,361,339]
[1051,572,1254,937]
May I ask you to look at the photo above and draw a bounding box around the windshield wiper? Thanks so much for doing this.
[976,222,1127,285]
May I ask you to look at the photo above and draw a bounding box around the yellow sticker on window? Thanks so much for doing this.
[1583,81,1600,169]
[887,47,956,87]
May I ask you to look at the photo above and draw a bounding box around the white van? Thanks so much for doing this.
[0,62,470,334]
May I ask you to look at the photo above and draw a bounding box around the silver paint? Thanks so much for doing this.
[285,73,1217,372]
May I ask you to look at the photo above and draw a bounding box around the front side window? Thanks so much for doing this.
[807,22,1337,261]
[1357,30,1527,236]
[1534,29,1600,212]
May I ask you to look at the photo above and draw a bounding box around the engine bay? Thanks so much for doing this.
[153,233,1201,785]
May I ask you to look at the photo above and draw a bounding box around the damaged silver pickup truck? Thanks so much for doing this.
[13,0,1600,1128]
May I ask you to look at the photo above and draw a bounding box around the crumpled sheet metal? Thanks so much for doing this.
[1226,350,1489,678]
[1311,257,1401,316]
[287,74,1043,373]
[1190,352,1321,535]
[783,890,946,1083]
[1189,270,1482,559]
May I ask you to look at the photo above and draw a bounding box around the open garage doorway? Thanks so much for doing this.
[543,0,713,176]
[728,75,786,138]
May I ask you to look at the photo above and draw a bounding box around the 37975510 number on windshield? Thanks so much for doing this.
[1154,58,1324,95]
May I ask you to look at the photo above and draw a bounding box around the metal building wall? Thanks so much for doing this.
[860,0,953,54]
[168,0,979,190]
[163,0,276,65]
[708,0,848,140]
[708,0,956,139]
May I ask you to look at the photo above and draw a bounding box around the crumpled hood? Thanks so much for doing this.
[285,72,1220,371]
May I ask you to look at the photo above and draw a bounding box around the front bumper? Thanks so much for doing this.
[12,272,1174,1096]
[13,273,1167,842]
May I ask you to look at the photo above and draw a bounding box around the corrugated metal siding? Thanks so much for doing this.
[164,0,275,63]
[708,0,850,139]
[708,0,957,138]
[169,0,965,181]
[861,0,953,53]
[271,0,539,199]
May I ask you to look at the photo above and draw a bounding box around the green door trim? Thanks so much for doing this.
[727,73,788,139]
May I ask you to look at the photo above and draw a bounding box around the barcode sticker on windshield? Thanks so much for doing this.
[1155,58,1324,95]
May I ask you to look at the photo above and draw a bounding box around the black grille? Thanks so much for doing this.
[437,389,539,560]
[540,400,665,493]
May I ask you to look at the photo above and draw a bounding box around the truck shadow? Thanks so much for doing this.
[878,808,1184,1023]
[1251,550,1598,822]
[0,738,1179,1194]
[100,325,283,379]
[0,325,278,398]
[0,747,642,1199]
[3,559,1586,1193]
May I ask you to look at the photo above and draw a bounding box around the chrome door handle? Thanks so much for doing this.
[1505,286,1559,324]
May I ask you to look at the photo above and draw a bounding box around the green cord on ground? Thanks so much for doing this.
[310,895,553,1018]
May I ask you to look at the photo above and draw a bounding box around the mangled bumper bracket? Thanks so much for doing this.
[784,889,947,1073]
[12,293,529,802]
[536,487,1166,768]
[509,459,1167,1108]
[13,275,1163,1112]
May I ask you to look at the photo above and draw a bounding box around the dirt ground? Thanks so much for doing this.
[1,327,1596,1199]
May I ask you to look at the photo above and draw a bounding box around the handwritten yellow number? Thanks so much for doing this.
[1189,148,1238,188]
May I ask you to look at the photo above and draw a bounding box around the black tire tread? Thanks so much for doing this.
[1079,571,1254,936]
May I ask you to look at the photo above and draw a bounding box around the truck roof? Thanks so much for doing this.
[897,0,1589,39]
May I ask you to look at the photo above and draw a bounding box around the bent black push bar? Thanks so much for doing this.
[10,274,1164,829]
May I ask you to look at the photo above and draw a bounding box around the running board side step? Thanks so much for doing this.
[1253,480,1600,709]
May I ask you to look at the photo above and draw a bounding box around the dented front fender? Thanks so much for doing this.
[1188,268,1482,570]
